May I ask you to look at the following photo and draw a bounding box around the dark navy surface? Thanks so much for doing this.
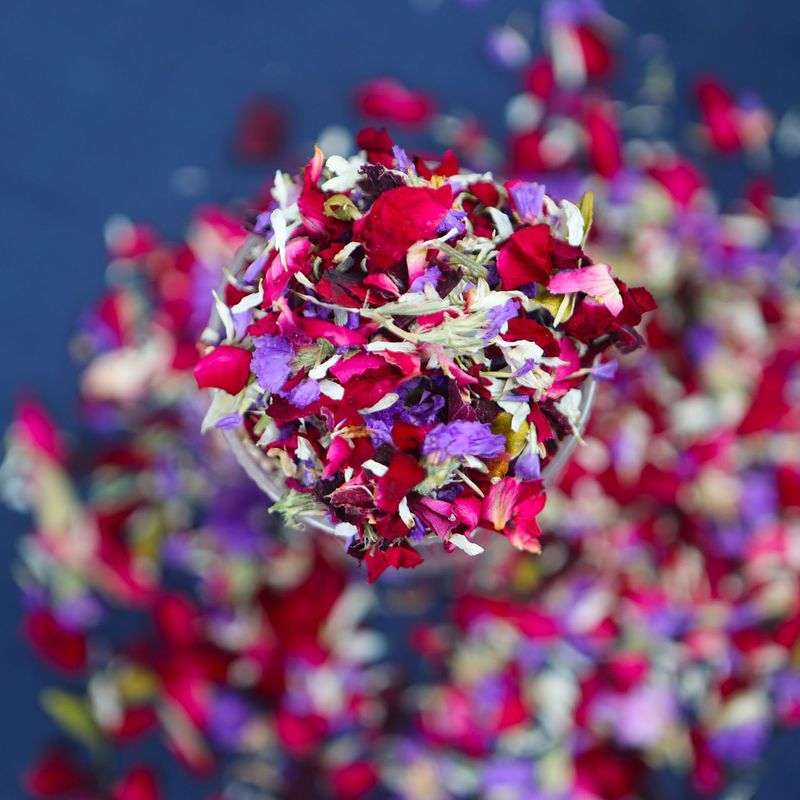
[1,1,799,796]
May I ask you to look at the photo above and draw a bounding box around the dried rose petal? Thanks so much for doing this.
[355,78,436,127]
[193,346,252,394]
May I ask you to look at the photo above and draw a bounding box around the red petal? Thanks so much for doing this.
[501,317,560,356]
[647,158,705,207]
[109,706,158,742]
[112,765,160,800]
[453,496,482,532]
[522,56,555,99]
[374,513,413,540]
[690,731,724,795]
[737,348,797,434]
[193,346,252,394]
[576,25,615,78]
[275,709,328,756]
[482,478,522,530]
[355,78,435,127]
[376,452,426,513]
[14,397,67,463]
[585,100,622,178]
[354,185,453,269]
[575,747,643,800]
[234,97,286,162]
[413,497,458,538]
[329,762,378,800]
[24,747,92,798]
[296,317,371,347]
[496,225,552,290]
[507,129,548,174]
[469,181,501,207]
[391,421,427,452]
[364,541,424,582]
[323,436,375,480]
[695,76,741,153]
[777,465,800,508]
[355,127,395,167]
[23,611,87,673]
[505,490,545,553]
[154,593,199,648]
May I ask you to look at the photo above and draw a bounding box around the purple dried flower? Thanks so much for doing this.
[514,360,537,378]
[485,26,532,70]
[484,299,519,342]
[409,265,442,293]
[392,145,415,173]
[285,379,320,408]
[214,413,244,430]
[232,310,252,340]
[509,181,545,222]
[437,208,468,236]
[54,593,104,631]
[208,692,253,749]
[253,208,274,235]
[588,359,618,381]
[251,335,294,392]
[515,451,541,480]
[400,390,445,426]
[709,720,769,763]
[409,518,427,541]
[423,421,506,462]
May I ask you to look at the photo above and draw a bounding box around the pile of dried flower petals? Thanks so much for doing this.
[194,138,654,574]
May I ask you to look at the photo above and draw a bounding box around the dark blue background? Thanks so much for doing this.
[1,1,799,796]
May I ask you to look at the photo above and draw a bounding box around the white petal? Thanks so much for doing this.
[325,155,351,174]
[212,290,235,341]
[334,522,358,538]
[308,353,342,381]
[487,207,514,241]
[557,388,583,425]
[449,533,485,556]
[359,393,400,415]
[463,455,489,473]
[333,241,361,264]
[319,380,345,400]
[296,436,315,463]
[201,390,240,433]
[271,208,288,267]
[230,285,264,315]
[560,200,585,245]
[256,418,280,447]
[398,496,415,528]
[362,459,389,477]
[365,340,417,353]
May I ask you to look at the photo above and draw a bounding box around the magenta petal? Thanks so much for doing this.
[548,264,623,316]
[194,346,252,394]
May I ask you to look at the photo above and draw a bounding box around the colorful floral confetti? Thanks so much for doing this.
[194,136,653,575]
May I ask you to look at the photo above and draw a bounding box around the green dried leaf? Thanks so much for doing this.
[578,191,594,247]
[437,242,489,279]
[292,338,336,370]
[41,689,103,752]
[324,194,362,221]
[269,489,326,526]
[253,414,274,436]
[415,459,458,496]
